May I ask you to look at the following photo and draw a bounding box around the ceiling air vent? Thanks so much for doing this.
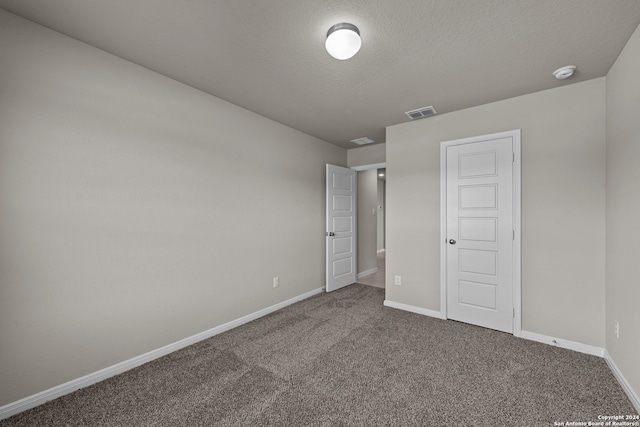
[350,137,375,145]
[405,106,437,120]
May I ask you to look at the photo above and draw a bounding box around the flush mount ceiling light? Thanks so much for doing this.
[553,65,576,80]
[325,23,361,60]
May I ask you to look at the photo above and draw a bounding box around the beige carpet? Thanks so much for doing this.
[1,284,636,426]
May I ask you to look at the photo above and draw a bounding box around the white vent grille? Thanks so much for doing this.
[405,106,437,120]
[350,137,375,145]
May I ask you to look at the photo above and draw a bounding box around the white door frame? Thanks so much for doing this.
[440,130,522,336]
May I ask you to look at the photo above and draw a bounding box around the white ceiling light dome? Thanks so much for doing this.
[553,65,576,80]
[325,23,361,60]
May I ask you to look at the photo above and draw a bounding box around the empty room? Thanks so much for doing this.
[1,1,639,425]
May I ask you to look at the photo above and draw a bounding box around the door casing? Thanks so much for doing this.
[440,129,522,336]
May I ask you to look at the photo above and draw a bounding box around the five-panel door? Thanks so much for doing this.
[446,137,514,333]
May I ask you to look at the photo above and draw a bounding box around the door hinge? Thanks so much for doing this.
[513,152,515,162]
[513,308,515,318]
[513,230,515,240]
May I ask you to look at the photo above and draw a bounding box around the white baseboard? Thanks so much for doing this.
[519,330,605,357]
[604,350,640,414]
[0,287,324,421]
[383,300,446,320]
[357,267,377,279]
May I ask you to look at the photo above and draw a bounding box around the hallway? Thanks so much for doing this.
[357,251,385,289]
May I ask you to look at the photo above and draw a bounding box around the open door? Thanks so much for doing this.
[326,164,357,292]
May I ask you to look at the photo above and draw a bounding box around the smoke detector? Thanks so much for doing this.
[405,106,438,120]
[350,137,375,145]
[553,65,576,80]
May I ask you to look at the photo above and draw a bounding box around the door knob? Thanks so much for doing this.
[449,239,456,245]
[329,232,335,236]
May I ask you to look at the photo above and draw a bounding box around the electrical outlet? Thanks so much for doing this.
[273,277,279,288]
[615,320,620,339]
[394,275,401,286]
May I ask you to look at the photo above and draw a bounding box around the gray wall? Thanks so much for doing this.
[0,10,346,406]
[386,78,607,347]
[347,143,386,168]
[357,170,378,275]
[606,24,640,399]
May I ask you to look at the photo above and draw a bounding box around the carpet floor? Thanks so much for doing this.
[1,284,636,426]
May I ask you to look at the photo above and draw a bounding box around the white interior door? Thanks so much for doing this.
[326,164,357,292]
[444,133,517,333]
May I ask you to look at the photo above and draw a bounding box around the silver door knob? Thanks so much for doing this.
[449,239,456,245]
[329,232,335,236]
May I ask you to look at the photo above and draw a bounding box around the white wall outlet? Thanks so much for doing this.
[372,208,376,216]
[614,320,620,339]
[273,277,279,288]
[394,275,401,286]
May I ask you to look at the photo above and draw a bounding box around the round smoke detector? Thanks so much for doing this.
[553,65,576,80]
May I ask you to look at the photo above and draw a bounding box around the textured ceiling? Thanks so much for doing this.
[1,0,640,148]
